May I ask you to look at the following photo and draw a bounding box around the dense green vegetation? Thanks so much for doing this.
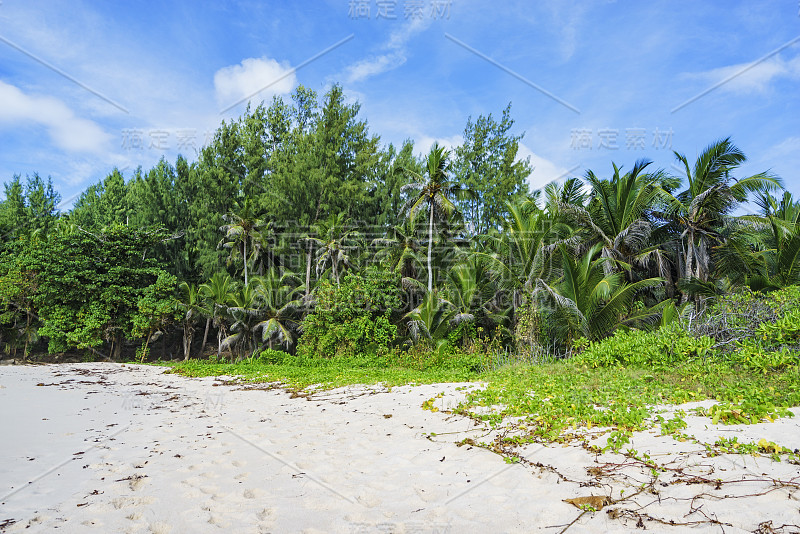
[0,84,797,385]
[167,286,800,465]
[4,84,800,469]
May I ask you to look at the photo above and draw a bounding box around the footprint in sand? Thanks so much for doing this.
[355,492,381,508]
[234,472,248,481]
[207,514,228,528]
[199,485,219,495]
[112,496,155,510]
[25,515,49,528]
[231,460,245,468]
[148,521,171,534]
[129,475,147,491]
[256,507,275,523]
[243,488,264,499]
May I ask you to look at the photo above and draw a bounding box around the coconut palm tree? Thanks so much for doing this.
[658,138,782,288]
[219,198,266,286]
[298,232,317,301]
[719,192,800,291]
[443,255,506,333]
[401,143,469,292]
[177,281,208,360]
[472,197,569,315]
[221,282,261,360]
[533,244,666,343]
[310,212,357,286]
[372,212,425,286]
[558,160,675,282]
[252,269,302,350]
[543,176,588,214]
[199,272,234,357]
[403,290,455,346]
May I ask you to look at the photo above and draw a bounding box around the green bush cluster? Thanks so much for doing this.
[573,286,800,372]
[296,268,402,359]
[573,324,714,369]
[756,307,800,347]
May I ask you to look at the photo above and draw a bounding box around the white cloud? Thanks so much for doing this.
[516,143,575,192]
[346,53,406,84]
[0,81,110,153]
[415,134,463,157]
[687,54,800,94]
[763,136,800,159]
[213,57,296,108]
[343,18,430,83]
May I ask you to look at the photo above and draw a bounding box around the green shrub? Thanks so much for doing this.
[574,324,715,369]
[296,268,401,359]
[255,348,290,364]
[385,343,487,372]
[755,307,800,347]
[693,286,800,350]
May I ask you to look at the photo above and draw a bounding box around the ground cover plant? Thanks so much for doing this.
[165,286,800,460]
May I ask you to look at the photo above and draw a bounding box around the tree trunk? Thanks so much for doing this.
[685,229,694,281]
[113,331,122,361]
[243,238,248,286]
[217,320,227,358]
[141,328,153,363]
[305,240,313,299]
[333,256,339,286]
[199,316,211,357]
[696,238,707,281]
[183,322,194,361]
[427,204,434,292]
[682,229,695,305]
[23,310,31,358]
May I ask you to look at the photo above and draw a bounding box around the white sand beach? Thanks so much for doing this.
[1,363,799,533]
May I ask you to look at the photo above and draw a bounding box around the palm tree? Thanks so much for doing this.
[444,256,505,333]
[543,176,588,214]
[402,143,468,292]
[310,212,357,286]
[177,281,207,360]
[219,198,266,286]
[200,272,234,357]
[659,138,782,288]
[403,290,455,346]
[534,244,666,343]
[372,212,425,287]
[721,191,800,290]
[562,160,675,284]
[221,283,261,360]
[298,232,317,301]
[473,197,569,315]
[252,269,302,350]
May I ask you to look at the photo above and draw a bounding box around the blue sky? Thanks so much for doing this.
[1,0,798,210]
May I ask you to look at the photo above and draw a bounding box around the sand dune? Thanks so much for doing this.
[1,363,799,533]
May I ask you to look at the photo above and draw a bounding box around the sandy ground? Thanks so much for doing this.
[0,363,799,533]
